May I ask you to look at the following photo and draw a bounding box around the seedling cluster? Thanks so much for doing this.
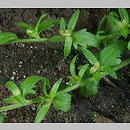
[0,9,130,123]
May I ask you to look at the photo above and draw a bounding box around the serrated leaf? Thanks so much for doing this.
[0,114,4,123]
[3,96,17,104]
[34,102,51,123]
[64,36,73,57]
[53,93,71,112]
[73,29,99,48]
[80,47,98,65]
[20,76,44,97]
[118,8,129,23]
[38,19,56,33]
[70,56,77,76]
[68,10,80,31]
[100,66,117,79]
[60,18,66,30]
[78,64,89,78]
[99,40,127,67]
[16,22,30,31]
[49,78,62,99]
[0,32,18,45]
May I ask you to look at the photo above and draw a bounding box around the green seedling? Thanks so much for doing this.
[0,9,130,123]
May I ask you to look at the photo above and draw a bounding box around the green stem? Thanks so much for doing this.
[57,83,80,95]
[0,97,42,113]
[5,38,49,45]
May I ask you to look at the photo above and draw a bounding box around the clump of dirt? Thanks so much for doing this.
[0,8,130,123]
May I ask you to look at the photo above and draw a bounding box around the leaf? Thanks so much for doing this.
[117,21,129,38]
[68,10,80,31]
[53,93,71,112]
[118,8,129,23]
[20,76,44,97]
[70,56,77,76]
[73,29,99,48]
[60,18,66,30]
[100,66,117,79]
[99,40,127,67]
[42,78,50,97]
[38,19,57,33]
[50,35,64,42]
[0,32,18,45]
[128,41,130,50]
[35,14,46,32]
[80,77,98,98]
[80,47,98,65]
[0,114,4,123]
[78,64,89,78]
[49,78,62,99]
[16,22,30,31]
[5,81,21,96]
[64,36,73,57]
[34,102,51,123]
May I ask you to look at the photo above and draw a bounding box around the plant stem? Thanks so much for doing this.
[0,97,42,113]
[57,83,80,95]
[6,38,49,45]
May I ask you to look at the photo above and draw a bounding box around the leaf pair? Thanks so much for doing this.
[60,10,99,57]
[3,76,44,105]
[35,78,71,123]
[16,14,57,39]
[106,8,130,38]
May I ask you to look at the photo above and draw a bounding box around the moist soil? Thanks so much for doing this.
[0,8,130,123]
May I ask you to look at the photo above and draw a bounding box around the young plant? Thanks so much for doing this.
[1,8,130,123]
[59,10,99,57]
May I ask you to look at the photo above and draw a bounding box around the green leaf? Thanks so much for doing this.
[68,10,80,31]
[80,47,98,65]
[80,77,98,98]
[16,22,30,31]
[78,64,89,78]
[50,35,64,42]
[99,40,127,67]
[49,78,62,99]
[0,114,4,123]
[118,8,129,23]
[0,32,18,45]
[38,19,57,33]
[73,29,99,48]
[34,102,51,123]
[70,56,77,76]
[128,41,130,50]
[42,78,50,97]
[60,18,66,30]
[53,93,71,112]
[100,66,117,79]
[117,21,129,38]
[5,81,21,96]
[35,14,46,32]
[64,36,73,57]
[20,76,44,97]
